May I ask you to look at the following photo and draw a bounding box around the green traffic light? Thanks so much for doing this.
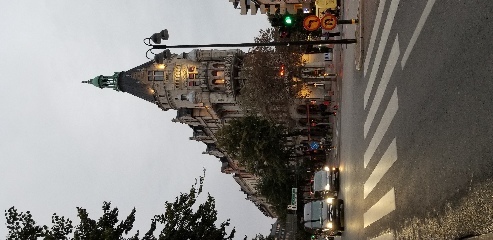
[284,16,293,25]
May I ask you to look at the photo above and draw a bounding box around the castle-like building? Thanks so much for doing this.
[83,47,337,218]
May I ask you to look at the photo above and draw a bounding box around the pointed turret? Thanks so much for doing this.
[83,61,156,103]
[82,72,121,91]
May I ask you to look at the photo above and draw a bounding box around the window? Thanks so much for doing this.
[148,71,164,81]
[188,73,197,79]
[213,79,225,85]
[213,63,225,68]
[188,81,201,86]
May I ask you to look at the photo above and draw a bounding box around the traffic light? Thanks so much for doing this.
[283,15,294,27]
[279,26,291,38]
[279,64,285,77]
[270,16,282,27]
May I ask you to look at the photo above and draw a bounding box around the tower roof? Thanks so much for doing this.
[84,61,157,103]
[117,61,156,103]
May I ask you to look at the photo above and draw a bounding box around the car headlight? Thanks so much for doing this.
[324,184,331,190]
[326,198,333,204]
[324,166,330,171]
[326,222,333,229]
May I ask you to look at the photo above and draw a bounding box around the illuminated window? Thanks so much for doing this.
[148,71,164,81]
[213,79,225,85]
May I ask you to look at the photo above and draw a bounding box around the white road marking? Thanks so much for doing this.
[363,0,387,77]
[401,0,437,69]
[364,88,398,168]
[363,0,401,108]
[364,138,397,199]
[364,35,400,138]
[370,232,395,240]
[364,188,396,228]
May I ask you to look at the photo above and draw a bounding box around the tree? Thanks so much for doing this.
[5,171,236,240]
[244,233,274,240]
[5,207,73,240]
[238,28,307,122]
[216,116,302,220]
[216,115,288,175]
[143,173,235,240]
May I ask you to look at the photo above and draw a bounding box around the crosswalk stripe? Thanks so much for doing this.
[364,88,398,168]
[364,138,398,199]
[363,0,401,108]
[401,0,437,69]
[363,0,387,77]
[364,188,396,228]
[364,35,400,138]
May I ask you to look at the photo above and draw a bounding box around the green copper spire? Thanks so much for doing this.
[82,72,122,91]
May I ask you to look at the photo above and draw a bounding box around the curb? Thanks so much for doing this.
[462,233,493,239]
[355,0,364,71]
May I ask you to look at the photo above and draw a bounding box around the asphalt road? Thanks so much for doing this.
[336,0,493,239]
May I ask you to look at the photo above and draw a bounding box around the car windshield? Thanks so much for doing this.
[313,171,328,191]
[303,201,328,229]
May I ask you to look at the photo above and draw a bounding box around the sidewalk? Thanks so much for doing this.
[463,233,493,240]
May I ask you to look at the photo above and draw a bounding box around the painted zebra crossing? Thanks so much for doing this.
[359,0,437,238]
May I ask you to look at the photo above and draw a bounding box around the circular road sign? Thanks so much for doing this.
[321,14,337,30]
[303,15,321,31]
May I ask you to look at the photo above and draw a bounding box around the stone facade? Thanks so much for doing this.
[84,47,336,219]
[229,0,312,15]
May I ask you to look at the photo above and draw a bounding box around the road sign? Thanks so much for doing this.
[321,14,337,30]
[303,15,321,31]
[315,0,337,10]
[291,188,298,206]
[310,141,320,150]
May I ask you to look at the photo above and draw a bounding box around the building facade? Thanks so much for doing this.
[84,47,336,219]
[229,0,312,15]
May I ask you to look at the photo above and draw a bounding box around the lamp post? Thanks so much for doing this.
[144,29,356,63]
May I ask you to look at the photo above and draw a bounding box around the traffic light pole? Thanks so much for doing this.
[150,39,356,50]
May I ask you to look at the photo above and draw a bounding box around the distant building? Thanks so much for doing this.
[228,0,312,15]
[269,214,298,239]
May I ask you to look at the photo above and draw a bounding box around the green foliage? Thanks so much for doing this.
[239,28,305,121]
[5,172,235,240]
[216,116,288,175]
[73,202,138,240]
[143,173,235,240]
[244,234,275,240]
[5,207,73,240]
[216,116,302,220]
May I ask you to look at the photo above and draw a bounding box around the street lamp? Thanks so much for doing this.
[143,28,356,60]
[144,29,173,64]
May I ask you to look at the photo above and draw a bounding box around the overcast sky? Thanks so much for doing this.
[0,1,275,238]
